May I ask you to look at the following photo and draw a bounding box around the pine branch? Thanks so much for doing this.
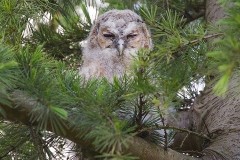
[0,90,92,148]
[0,137,28,159]
[0,90,199,160]
[173,33,223,58]
[183,33,223,47]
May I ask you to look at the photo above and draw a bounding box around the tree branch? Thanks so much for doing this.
[0,90,198,160]
[0,90,92,148]
[127,136,198,160]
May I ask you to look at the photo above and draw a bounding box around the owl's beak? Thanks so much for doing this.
[116,39,125,56]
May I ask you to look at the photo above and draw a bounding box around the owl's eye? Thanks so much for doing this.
[127,33,138,39]
[103,33,115,38]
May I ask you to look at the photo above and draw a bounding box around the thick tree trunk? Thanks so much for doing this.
[191,0,240,159]
[193,74,240,160]
[205,0,225,23]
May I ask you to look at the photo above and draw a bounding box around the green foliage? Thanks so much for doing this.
[105,0,139,9]
[0,44,17,108]
[26,0,91,66]
[0,0,58,46]
[97,153,138,160]
[0,0,208,158]
[85,122,134,153]
[0,0,238,159]
[13,45,70,134]
[0,123,33,160]
[139,7,207,105]
[207,0,240,95]
[0,122,72,159]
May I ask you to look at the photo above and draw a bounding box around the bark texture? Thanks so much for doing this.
[192,1,240,159]
[193,0,240,160]
[193,74,240,160]
[171,1,240,159]
[205,0,225,23]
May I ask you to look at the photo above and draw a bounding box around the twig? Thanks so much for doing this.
[137,125,211,141]
[202,119,211,138]
[180,132,189,148]
[172,33,223,58]
[157,106,168,150]
[183,33,223,46]
[136,94,146,126]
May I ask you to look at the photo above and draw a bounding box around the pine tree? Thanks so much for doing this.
[0,0,240,159]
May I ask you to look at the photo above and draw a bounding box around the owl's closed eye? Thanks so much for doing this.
[79,9,152,81]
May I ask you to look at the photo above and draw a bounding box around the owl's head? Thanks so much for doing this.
[86,9,152,56]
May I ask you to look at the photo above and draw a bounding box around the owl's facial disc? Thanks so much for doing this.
[101,31,126,55]
[97,23,143,56]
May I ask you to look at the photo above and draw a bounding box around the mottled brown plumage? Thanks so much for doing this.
[79,9,152,80]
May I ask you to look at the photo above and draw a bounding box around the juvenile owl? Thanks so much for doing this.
[79,9,152,80]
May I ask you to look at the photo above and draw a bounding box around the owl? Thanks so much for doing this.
[79,9,152,81]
